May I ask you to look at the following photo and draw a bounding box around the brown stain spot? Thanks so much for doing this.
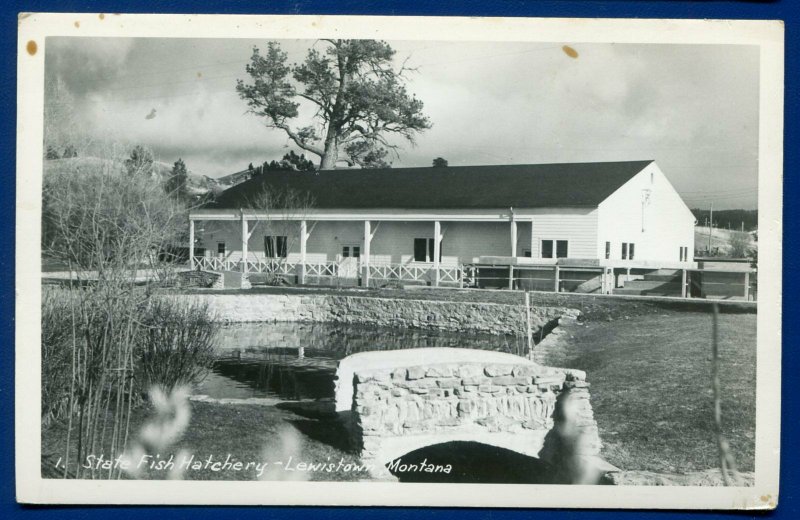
[98,13,105,21]
[197,72,202,78]
[26,40,37,56]
[761,495,770,502]
[562,45,579,59]
[74,21,80,28]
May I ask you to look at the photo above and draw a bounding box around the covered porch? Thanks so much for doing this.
[188,209,528,288]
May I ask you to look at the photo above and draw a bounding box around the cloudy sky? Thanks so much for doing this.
[45,37,759,209]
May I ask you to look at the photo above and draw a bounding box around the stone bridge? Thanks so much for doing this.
[335,348,606,480]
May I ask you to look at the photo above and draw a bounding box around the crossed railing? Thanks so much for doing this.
[192,257,463,284]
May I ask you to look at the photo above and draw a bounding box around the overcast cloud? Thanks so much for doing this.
[45,37,759,209]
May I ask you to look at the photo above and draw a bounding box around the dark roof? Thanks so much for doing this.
[207,160,654,210]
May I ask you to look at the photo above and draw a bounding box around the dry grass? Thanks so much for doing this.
[42,401,367,481]
[539,311,756,473]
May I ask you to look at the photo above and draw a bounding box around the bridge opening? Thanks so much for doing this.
[385,441,556,483]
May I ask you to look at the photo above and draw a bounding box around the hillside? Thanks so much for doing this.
[694,226,757,257]
[44,156,217,196]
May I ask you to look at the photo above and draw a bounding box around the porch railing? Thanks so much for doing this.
[367,263,463,284]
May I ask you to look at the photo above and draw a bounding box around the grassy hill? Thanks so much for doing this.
[694,226,757,257]
[44,156,217,196]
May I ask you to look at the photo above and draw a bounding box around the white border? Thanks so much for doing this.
[15,13,784,509]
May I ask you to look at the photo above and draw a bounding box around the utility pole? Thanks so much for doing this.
[708,203,713,252]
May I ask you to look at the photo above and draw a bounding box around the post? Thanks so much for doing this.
[189,218,195,269]
[554,265,560,293]
[525,291,533,359]
[744,271,750,301]
[433,220,441,287]
[510,219,517,257]
[298,220,307,285]
[240,212,248,274]
[508,265,514,290]
[681,269,688,298]
[363,220,371,288]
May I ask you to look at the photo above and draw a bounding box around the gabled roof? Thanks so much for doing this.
[207,160,654,210]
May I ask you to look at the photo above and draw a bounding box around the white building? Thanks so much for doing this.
[189,160,696,290]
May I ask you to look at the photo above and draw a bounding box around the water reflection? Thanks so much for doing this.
[195,322,525,401]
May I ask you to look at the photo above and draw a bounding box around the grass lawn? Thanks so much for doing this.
[536,310,756,474]
[42,400,369,481]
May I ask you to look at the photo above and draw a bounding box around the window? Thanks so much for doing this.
[621,242,635,260]
[523,250,532,258]
[264,236,287,258]
[342,245,361,259]
[679,246,689,262]
[217,242,226,257]
[605,241,611,260]
[542,240,568,259]
[413,238,441,262]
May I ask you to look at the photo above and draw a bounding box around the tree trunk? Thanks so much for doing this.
[319,145,337,170]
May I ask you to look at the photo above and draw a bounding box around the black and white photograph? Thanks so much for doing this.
[15,13,783,508]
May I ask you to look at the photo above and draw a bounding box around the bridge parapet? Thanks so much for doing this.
[336,348,602,480]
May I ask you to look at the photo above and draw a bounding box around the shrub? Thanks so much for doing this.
[136,298,218,393]
[41,288,77,425]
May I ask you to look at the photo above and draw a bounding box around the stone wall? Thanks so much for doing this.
[335,348,601,479]
[178,292,576,336]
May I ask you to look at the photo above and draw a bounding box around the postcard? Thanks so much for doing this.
[16,12,782,509]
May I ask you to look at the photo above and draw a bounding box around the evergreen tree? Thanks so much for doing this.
[165,158,188,201]
[237,40,431,170]
[125,145,154,176]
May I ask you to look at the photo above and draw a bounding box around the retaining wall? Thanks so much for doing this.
[178,292,576,336]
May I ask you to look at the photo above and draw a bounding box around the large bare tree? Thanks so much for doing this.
[236,40,432,170]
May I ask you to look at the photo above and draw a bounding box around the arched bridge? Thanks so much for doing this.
[335,348,605,480]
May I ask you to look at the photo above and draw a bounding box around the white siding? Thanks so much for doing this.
[522,208,598,259]
[597,162,695,264]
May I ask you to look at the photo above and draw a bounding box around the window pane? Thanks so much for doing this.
[265,236,274,257]
[414,238,427,261]
[217,242,225,255]
[342,246,350,258]
[523,250,531,258]
[629,243,635,260]
[277,236,287,258]
[541,240,553,258]
[556,240,568,258]
[352,246,361,258]
[621,243,628,260]
[605,241,611,259]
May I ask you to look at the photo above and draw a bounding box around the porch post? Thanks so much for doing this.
[363,220,371,288]
[744,271,750,300]
[681,269,688,298]
[433,220,441,287]
[554,265,560,293]
[298,220,307,285]
[240,212,248,274]
[189,218,195,269]
[510,219,517,257]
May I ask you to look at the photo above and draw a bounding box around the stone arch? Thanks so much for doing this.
[335,348,602,480]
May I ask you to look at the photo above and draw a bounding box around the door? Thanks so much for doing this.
[339,244,361,282]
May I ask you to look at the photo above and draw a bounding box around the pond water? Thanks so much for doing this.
[195,322,528,401]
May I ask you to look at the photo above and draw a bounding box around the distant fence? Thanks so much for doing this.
[189,256,756,301]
